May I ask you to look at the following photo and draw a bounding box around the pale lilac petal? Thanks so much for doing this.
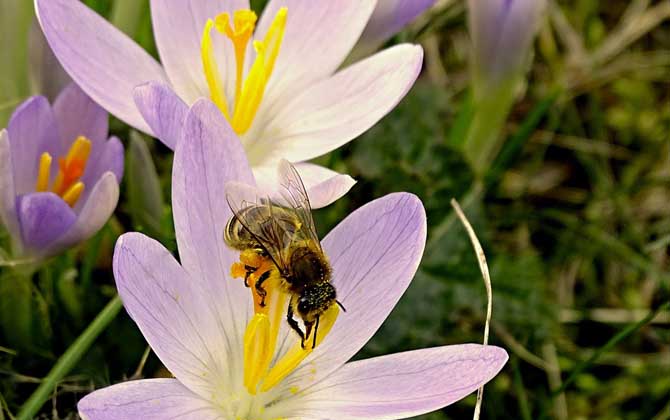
[251,44,423,163]
[353,0,435,59]
[53,82,108,152]
[282,193,427,388]
[293,163,356,208]
[172,99,255,371]
[113,233,233,401]
[46,172,119,255]
[17,192,76,252]
[0,130,21,247]
[7,96,59,194]
[292,345,508,419]
[78,378,222,420]
[133,82,188,150]
[150,0,248,105]
[256,0,377,104]
[251,162,356,209]
[36,0,168,134]
[79,137,124,206]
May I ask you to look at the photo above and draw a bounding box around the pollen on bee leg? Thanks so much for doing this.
[260,304,340,392]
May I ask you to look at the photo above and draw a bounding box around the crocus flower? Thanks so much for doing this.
[0,83,123,260]
[77,99,507,419]
[36,0,425,208]
[468,0,546,98]
[352,0,436,60]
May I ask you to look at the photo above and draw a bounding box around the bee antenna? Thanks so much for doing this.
[336,300,347,312]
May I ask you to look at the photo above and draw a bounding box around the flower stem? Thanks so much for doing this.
[16,295,123,420]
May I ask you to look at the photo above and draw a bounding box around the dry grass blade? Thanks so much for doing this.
[450,199,492,420]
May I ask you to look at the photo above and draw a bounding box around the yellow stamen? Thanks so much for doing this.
[36,152,52,192]
[215,10,257,110]
[61,181,85,207]
[200,7,287,135]
[201,19,231,120]
[52,136,91,196]
[243,313,271,394]
[260,304,340,392]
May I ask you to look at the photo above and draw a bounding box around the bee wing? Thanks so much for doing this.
[224,181,294,271]
[276,159,322,250]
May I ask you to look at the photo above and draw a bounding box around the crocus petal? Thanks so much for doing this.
[35,0,168,134]
[251,162,356,209]
[292,344,508,420]
[293,162,356,208]
[53,82,109,152]
[17,192,76,252]
[46,172,119,255]
[133,82,188,150]
[0,130,21,247]
[251,44,423,163]
[79,137,124,206]
[256,0,377,103]
[280,192,427,388]
[172,99,255,372]
[7,96,59,194]
[150,0,249,105]
[352,0,435,59]
[113,232,235,401]
[28,20,71,102]
[78,378,222,420]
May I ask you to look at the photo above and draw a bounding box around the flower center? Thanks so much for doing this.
[201,7,288,135]
[35,136,92,207]
[231,249,340,396]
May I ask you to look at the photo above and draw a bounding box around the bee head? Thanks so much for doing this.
[297,282,337,321]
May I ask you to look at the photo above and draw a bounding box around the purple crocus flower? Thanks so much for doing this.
[353,0,436,59]
[77,99,507,419]
[0,83,123,260]
[468,0,546,96]
[35,0,426,208]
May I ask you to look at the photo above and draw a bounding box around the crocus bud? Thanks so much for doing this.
[350,0,435,60]
[0,83,123,261]
[468,0,546,97]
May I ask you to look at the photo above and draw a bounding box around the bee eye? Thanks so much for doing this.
[297,298,310,314]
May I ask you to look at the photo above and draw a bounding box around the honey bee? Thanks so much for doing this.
[224,159,345,349]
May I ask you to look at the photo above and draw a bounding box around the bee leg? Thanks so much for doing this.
[287,301,305,345]
[304,320,315,350]
[255,270,271,307]
[312,315,320,349]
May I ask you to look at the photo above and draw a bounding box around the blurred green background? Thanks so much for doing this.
[1,0,670,419]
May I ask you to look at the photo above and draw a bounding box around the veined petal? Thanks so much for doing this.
[293,162,356,208]
[0,130,21,247]
[79,137,124,207]
[45,172,119,256]
[277,193,427,390]
[35,0,168,134]
[172,99,255,377]
[150,0,249,105]
[290,345,508,420]
[78,378,222,420]
[53,82,109,153]
[17,192,76,253]
[7,96,59,195]
[255,0,376,107]
[251,44,423,163]
[113,233,234,402]
[133,82,189,150]
[352,0,435,60]
[251,162,356,209]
